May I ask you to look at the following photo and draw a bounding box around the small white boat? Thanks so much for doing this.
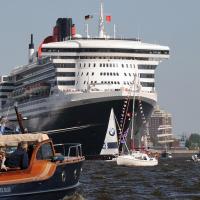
[117,151,158,167]
[116,75,158,167]
[192,153,200,162]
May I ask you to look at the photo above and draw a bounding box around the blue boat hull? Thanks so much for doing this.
[0,161,83,200]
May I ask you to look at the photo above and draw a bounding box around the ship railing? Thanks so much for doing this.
[71,37,141,42]
[51,87,156,97]
[53,143,82,158]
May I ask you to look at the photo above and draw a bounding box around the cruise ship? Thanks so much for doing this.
[0,2,169,155]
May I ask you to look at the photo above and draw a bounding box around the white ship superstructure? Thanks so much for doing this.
[41,39,168,94]
[0,2,169,156]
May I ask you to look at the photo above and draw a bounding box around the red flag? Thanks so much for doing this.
[106,15,111,22]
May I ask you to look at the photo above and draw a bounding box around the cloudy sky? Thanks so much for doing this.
[0,0,199,136]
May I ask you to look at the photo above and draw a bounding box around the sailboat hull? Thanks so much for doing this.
[117,154,158,167]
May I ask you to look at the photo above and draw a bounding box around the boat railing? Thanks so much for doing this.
[53,143,82,158]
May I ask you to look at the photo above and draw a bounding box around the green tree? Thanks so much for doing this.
[187,133,200,150]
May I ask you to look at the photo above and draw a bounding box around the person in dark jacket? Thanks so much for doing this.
[6,141,29,169]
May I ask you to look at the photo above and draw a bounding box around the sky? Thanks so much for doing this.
[0,0,199,136]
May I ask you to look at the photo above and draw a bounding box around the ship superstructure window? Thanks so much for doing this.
[0,95,7,98]
[50,55,150,61]
[56,72,75,77]
[54,63,75,68]
[141,82,155,87]
[42,48,169,55]
[57,81,75,85]
[140,73,154,78]
[0,82,14,87]
[138,65,157,70]
[0,89,13,92]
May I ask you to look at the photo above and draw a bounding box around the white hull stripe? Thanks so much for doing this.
[0,182,80,197]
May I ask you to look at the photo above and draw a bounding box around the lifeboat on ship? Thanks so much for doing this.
[0,133,84,200]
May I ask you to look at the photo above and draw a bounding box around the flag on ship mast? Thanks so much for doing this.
[106,15,111,22]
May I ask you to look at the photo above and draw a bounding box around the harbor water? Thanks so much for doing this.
[64,157,200,200]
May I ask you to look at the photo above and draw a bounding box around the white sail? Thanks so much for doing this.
[100,108,119,155]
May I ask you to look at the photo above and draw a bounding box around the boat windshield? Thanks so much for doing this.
[36,142,54,160]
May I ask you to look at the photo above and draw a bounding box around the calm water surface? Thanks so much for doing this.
[64,157,200,200]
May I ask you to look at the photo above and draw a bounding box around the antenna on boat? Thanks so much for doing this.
[99,0,105,38]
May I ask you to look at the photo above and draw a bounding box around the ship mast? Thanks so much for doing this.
[98,0,105,38]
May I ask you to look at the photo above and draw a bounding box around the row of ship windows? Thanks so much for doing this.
[138,65,156,70]
[16,69,55,82]
[0,95,7,98]
[51,56,150,61]
[0,73,154,91]
[0,89,13,92]
[81,81,154,87]
[57,81,75,85]
[56,72,75,77]
[79,63,135,68]
[77,72,154,78]
[22,66,55,80]
[54,63,156,70]
[56,80,154,87]
[42,48,169,55]
[54,63,76,68]
[15,76,55,90]
[0,83,14,86]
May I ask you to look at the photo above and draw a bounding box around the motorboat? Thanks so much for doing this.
[117,151,158,167]
[192,153,200,162]
[0,133,84,200]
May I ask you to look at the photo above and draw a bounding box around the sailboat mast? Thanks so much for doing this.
[130,74,137,150]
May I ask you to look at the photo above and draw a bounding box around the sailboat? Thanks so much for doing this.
[116,74,158,167]
[157,125,173,159]
[100,108,119,160]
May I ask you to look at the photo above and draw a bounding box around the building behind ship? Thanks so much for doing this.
[148,105,174,147]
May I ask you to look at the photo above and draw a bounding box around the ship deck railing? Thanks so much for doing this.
[70,37,141,42]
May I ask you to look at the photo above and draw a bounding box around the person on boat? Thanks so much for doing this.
[0,151,7,171]
[6,141,29,169]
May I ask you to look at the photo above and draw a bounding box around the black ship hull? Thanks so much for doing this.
[18,98,154,156]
